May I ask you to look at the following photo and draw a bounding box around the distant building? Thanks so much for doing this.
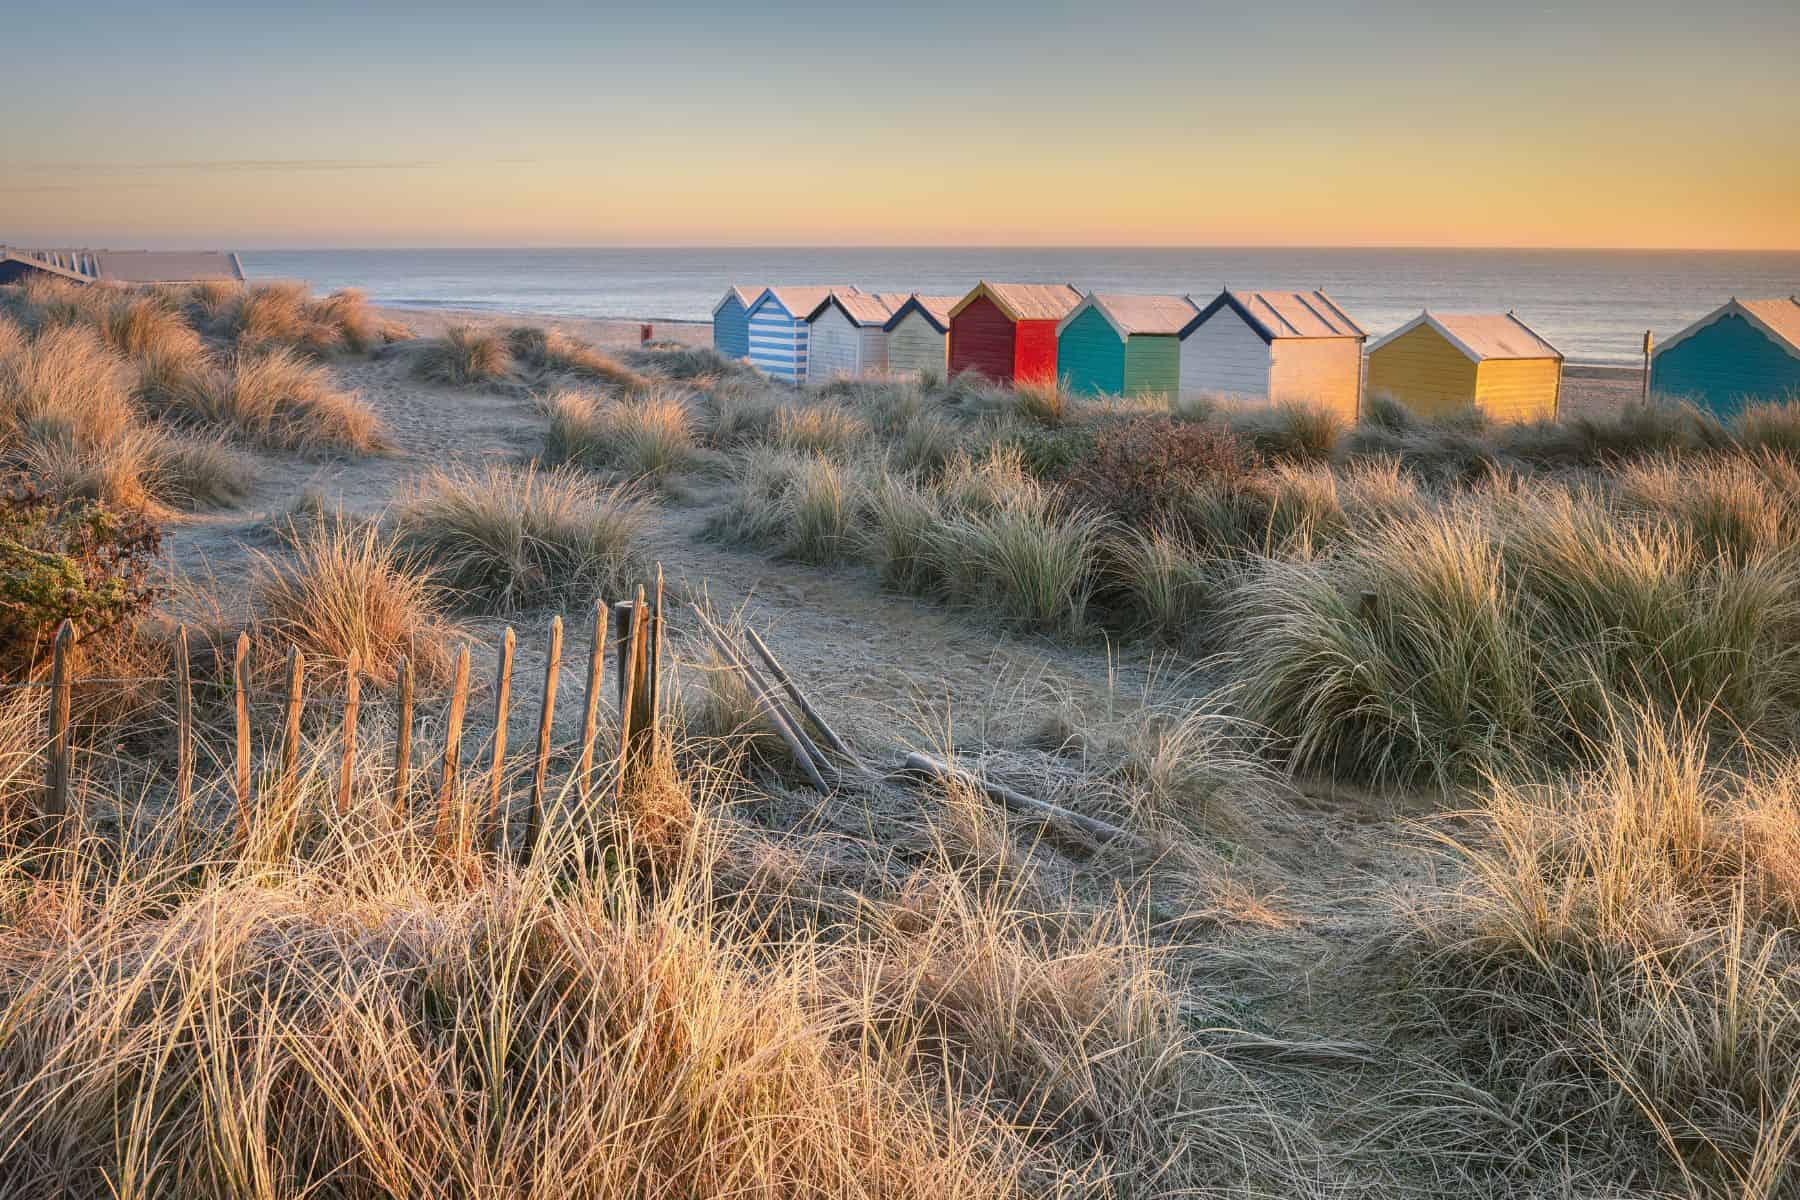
[745,286,853,383]
[1178,289,1366,419]
[805,291,906,380]
[947,282,1082,386]
[0,246,245,286]
[711,286,761,361]
[1649,297,1800,416]
[1365,310,1562,422]
[1057,293,1196,398]
[883,294,959,379]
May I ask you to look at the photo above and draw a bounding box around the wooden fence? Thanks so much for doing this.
[28,583,670,862]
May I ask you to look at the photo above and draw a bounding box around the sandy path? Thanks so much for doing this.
[162,342,1157,769]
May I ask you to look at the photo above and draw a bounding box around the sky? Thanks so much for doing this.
[3,0,1797,250]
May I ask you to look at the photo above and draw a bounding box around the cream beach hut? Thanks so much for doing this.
[1177,289,1366,419]
[804,291,907,380]
[883,294,960,378]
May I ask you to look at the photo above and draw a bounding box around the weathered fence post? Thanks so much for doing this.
[337,653,361,815]
[393,655,413,820]
[43,620,76,836]
[233,632,251,842]
[173,626,193,813]
[614,591,648,803]
[487,627,514,851]
[577,598,606,808]
[279,646,305,809]
[435,646,471,854]
[524,614,562,861]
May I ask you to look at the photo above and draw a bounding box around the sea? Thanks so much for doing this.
[243,248,1800,368]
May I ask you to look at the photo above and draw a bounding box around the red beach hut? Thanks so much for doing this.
[947,282,1082,385]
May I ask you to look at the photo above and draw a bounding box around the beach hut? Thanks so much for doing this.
[1649,297,1800,416]
[1364,310,1562,422]
[947,282,1082,385]
[883,294,959,378]
[711,286,760,361]
[745,286,854,383]
[804,291,907,380]
[1057,293,1197,398]
[1177,289,1366,419]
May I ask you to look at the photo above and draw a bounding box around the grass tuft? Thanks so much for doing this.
[395,460,648,611]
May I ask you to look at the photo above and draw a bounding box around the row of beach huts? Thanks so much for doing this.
[713,284,1800,421]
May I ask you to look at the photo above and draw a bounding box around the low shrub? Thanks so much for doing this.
[1068,415,1247,526]
[0,491,161,680]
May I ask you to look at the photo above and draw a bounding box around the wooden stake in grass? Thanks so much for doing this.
[393,654,413,820]
[524,614,562,862]
[279,645,305,810]
[43,619,76,837]
[436,645,471,853]
[173,626,193,814]
[337,653,361,815]
[614,592,646,805]
[577,598,606,808]
[487,626,515,851]
[233,632,251,842]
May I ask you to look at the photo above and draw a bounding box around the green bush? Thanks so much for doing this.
[0,490,161,679]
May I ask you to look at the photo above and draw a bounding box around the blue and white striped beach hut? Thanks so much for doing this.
[712,286,761,361]
[746,286,856,383]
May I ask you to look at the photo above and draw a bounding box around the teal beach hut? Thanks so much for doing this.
[1650,297,1800,416]
[1056,293,1197,398]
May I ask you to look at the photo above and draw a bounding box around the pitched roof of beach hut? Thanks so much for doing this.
[884,294,960,333]
[1063,293,1197,338]
[1182,290,1364,341]
[750,285,858,318]
[808,291,903,326]
[1368,311,1561,361]
[713,286,761,316]
[949,282,1082,323]
[1655,297,1800,360]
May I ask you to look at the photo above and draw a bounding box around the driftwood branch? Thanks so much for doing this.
[902,751,1147,853]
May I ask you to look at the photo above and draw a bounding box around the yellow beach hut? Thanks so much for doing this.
[884,294,960,378]
[1364,311,1563,421]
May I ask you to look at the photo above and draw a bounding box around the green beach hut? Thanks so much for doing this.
[1056,293,1197,398]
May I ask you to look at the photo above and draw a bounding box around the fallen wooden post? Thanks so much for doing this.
[692,606,828,793]
[743,627,859,767]
[902,751,1148,853]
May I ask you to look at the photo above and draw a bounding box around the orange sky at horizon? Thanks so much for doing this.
[4,0,1797,251]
